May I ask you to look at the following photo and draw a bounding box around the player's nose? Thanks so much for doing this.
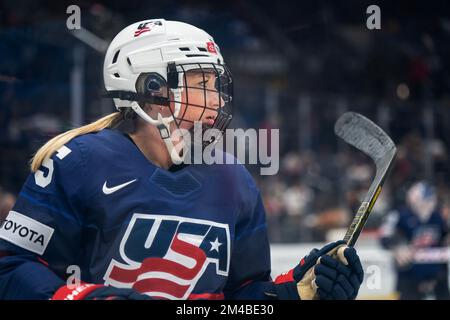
[207,90,225,110]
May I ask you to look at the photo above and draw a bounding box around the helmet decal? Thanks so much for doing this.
[134,20,163,37]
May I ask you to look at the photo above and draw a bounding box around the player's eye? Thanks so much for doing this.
[197,80,208,87]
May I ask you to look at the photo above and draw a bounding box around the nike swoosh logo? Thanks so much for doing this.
[102,179,137,195]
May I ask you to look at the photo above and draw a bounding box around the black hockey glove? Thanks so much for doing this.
[272,240,364,300]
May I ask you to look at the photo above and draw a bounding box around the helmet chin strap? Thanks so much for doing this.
[130,101,185,165]
[156,113,185,165]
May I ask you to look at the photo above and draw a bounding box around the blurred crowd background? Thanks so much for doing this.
[0,0,449,247]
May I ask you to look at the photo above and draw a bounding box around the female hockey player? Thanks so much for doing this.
[0,19,363,300]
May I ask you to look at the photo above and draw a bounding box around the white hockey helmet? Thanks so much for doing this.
[103,19,232,163]
[406,181,437,221]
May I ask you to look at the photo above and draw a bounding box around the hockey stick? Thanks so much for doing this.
[334,112,397,247]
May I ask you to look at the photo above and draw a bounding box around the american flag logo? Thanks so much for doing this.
[134,21,162,37]
[104,214,230,300]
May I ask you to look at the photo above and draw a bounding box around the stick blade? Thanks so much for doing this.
[335,112,396,162]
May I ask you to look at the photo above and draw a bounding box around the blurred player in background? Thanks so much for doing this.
[0,19,363,300]
[380,181,450,299]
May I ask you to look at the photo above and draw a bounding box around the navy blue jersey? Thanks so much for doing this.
[380,206,448,280]
[0,128,273,299]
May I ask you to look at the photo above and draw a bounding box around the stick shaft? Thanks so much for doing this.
[344,186,382,246]
[344,152,395,247]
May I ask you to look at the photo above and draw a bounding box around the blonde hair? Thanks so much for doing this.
[30,112,123,172]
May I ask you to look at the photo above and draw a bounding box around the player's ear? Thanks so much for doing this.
[136,72,168,100]
[135,73,171,117]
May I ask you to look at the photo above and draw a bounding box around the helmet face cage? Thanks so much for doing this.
[136,62,233,148]
[171,62,233,134]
